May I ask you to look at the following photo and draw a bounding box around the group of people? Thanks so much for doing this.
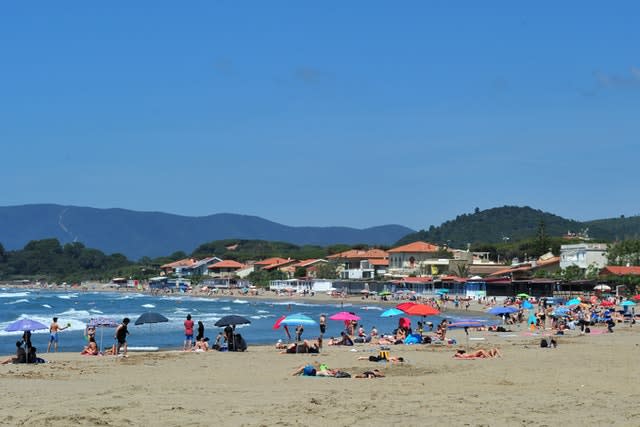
[1,332,45,365]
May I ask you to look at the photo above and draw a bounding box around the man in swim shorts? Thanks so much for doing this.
[47,317,69,353]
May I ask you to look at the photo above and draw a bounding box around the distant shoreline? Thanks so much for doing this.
[0,282,490,316]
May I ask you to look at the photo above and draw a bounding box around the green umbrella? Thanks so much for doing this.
[379,290,391,296]
[517,293,530,298]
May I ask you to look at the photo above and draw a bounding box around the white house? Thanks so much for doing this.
[560,243,608,270]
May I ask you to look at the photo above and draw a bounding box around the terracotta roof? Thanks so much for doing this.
[600,266,640,276]
[387,241,440,253]
[255,257,289,266]
[536,256,560,266]
[327,249,388,260]
[161,258,197,269]
[263,259,298,270]
[368,258,389,266]
[292,259,326,268]
[208,260,245,269]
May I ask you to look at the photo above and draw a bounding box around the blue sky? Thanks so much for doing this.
[1,2,639,230]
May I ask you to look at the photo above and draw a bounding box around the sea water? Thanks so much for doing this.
[0,288,489,355]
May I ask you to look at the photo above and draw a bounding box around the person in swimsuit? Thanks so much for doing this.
[355,369,385,378]
[47,317,70,353]
[114,317,130,357]
[454,348,502,359]
[1,341,26,365]
[196,321,205,342]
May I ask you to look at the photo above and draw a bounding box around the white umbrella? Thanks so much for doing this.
[594,284,611,291]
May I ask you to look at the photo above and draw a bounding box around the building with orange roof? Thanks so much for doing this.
[326,248,388,280]
[599,266,640,276]
[387,241,448,276]
[207,260,246,277]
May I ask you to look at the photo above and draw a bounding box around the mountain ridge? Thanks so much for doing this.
[0,204,414,260]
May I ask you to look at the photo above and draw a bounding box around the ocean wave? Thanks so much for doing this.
[232,299,248,304]
[221,306,231,311]
[0,292,30,298]
[57,293,79,300]
[56,308,92,318]
[89,309,103,314]
[271,301,314,307]
[361,306,383,311]
[42,304,52,309]
[141,304,156,308]
[5,299,29,305]
[257,310,270,314]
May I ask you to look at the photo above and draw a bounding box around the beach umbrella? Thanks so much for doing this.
[448,319,488,350]
[522,300,534,310]
[600,301,614,307]
[517,293,530,298]
[594,284,611,291]
[4,318,48,332]
[632,295,640,301]
[134,312,169,326]
[379,290,391,297]
[402,304,440,317]
[435,289,449,294]
[566,298,581,306]
[381,308,404,317]
[551,307,570,317]
[621,301,636,307]
[329,312,361,321]
[214,315,251,327]
[272,315,291,340]
[88,317,118,353]
[396,301,417,311]
[487,306,518,316]
[279,313,317,327]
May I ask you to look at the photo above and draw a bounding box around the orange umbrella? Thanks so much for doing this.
[402,304,440,317]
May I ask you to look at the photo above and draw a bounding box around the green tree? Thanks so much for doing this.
[294,266,307,278]
[314,262,338,279]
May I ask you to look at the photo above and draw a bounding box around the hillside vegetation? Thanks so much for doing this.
[396,206,630,247]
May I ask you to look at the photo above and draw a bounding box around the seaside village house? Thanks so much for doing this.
[327,249,389,279]
[207,260,246,278]
[387,241,447,277]
[160,257,222,277]
[560,243,608,271]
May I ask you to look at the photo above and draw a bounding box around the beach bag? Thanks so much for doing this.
[334,371,351,378]
[540,339,548,348]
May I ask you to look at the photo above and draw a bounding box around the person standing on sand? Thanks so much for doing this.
[184,314,195,351]
[196,320,205,342]
[319,314,326,335]
[47,317,70,353]
[114,318,130,357]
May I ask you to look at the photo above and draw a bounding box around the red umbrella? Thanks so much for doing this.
[396,302,417,311]
[600,300,614,307]
[329,312,361,321]
[273,315,286,330]
[632,295,640,301]
[402,304,440,317]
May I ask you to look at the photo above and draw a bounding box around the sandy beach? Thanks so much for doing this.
[1,320,639,427]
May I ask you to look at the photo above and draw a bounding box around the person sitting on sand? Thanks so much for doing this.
[453,348,502,359]
[193,337,210,352]
[81,338,99,356]
[0,341,26,365]
[328,332,353,346]
[355,369,385,378]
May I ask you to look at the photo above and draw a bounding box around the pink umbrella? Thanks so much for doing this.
[329,312,361,321]
[272,315,291,340]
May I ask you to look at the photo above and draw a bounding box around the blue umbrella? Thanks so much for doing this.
[135,312,170,326]
[566,298,581,306]
[380,308,404,317]
[621,301,636,307]
[522,300,534,309]
[88,317,118,353]
[487,306,519,316]
[280,313,317,327]
[4,318,48,332]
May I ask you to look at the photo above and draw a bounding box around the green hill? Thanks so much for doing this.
[396,206,620,247]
